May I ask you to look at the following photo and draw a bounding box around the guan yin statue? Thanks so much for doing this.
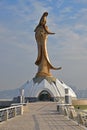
[34,12,61,83]
[19,12,77,102]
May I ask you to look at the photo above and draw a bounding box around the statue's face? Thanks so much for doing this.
[44,12,48,16]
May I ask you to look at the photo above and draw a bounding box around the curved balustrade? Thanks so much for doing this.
[57,104,87,128]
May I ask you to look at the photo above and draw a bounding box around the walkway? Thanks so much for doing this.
[0,102,85,130]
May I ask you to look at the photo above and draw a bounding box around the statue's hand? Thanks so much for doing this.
[44,26,55,35]
[57,67,62,70]
[49,32,55,35]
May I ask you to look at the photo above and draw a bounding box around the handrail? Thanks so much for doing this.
[57,104,87,127]
[0,105,23,122]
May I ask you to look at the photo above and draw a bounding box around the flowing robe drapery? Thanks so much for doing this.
[35,25,59,77]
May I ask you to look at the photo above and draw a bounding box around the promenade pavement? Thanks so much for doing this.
[0,102,86,130]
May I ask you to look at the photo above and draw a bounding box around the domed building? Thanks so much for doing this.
[20,77,77,102]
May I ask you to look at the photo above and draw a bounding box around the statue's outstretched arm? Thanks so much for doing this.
[44,26,55,35]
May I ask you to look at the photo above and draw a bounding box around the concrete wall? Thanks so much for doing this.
[72,99,87,105]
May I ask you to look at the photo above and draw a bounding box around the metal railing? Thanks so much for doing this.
[0,105,23,122]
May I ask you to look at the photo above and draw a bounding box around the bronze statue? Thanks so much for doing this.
[34,12,61,77]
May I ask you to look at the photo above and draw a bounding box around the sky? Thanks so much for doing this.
[0,0,87,91]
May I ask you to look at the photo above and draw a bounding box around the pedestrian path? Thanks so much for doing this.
[0,102,85,130]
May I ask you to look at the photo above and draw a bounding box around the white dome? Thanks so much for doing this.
[21,78,77,100]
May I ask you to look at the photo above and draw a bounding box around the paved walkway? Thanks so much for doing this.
[0,102,86,130]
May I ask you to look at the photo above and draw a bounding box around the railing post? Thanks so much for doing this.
[65,88,72,104]
[6,109,8,121]
[14,107,16,117]
[21,105,23,115]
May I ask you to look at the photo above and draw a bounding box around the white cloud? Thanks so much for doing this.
[50,12,87,60]
[53,0,64,9]
[5,0,52,22]
[72,0,87,3]
[0,24,36,54]
[69,8,87,25]
[60,7,73,14]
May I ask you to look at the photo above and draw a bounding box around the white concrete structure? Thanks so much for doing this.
[20,78,77,102]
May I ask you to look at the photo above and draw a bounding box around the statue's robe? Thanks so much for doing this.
[35,25,59,77]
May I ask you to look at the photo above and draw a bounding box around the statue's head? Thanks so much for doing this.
[43,12,48,17]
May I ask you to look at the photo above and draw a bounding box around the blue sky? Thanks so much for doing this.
[0,0,87,90]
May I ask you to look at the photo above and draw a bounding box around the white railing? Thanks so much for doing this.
[76,109,87,127]
[0,105,23,122]
[57,104,87,127]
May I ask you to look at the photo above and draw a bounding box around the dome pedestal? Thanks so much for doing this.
[21,76,77,102]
